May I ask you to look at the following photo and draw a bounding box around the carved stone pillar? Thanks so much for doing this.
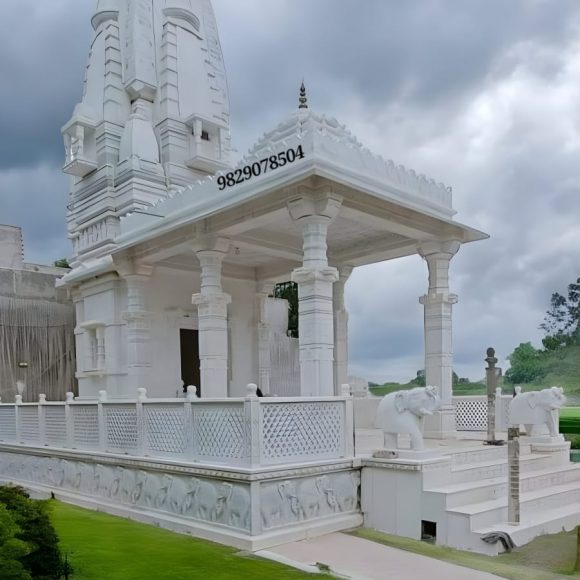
[289,193,342,397]
[192,238,231,398]
[121,265,154,394]
[256,284,272,395]
[419,240,460,438]
[333,266,353,395]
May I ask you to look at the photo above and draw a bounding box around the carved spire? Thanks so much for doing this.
[299,82,308,109]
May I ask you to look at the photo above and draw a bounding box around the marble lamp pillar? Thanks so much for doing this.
[289,192,342,397]
[419,240,461,439]
[192,237,231,398]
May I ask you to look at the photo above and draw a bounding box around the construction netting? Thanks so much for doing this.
[0,297,75,402]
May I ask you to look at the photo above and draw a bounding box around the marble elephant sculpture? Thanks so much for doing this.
[509,386,566,437]
[375,386,441,451]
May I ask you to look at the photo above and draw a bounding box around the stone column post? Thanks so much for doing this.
[419,240,460,438]
[256,283,272,395]
[192,237,231,398]
[122,266,153,394]
[333,266,353,395]
[289,193,342,397]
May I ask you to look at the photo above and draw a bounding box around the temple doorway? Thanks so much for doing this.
[180,329,200,396]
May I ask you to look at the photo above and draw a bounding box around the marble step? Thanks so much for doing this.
[449,480,580,531]
[474,501,580,554]
[425,464,580,509]
[447,446,507,467]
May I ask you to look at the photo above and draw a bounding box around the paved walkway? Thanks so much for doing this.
[260,533,502,580]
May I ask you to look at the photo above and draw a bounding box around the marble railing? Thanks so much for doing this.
[453,391,512,432]
[0,386,354,468]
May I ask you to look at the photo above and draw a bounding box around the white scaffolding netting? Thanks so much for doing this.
[0,297,75,402]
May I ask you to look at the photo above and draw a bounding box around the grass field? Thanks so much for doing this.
[369,382,487,397]
[560,407,580,435]
[351,528,580,579]
[50,502,316,580]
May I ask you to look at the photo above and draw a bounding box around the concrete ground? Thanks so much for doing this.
[260,532,503,580]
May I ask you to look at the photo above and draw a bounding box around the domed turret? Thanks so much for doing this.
[91,0,120,30]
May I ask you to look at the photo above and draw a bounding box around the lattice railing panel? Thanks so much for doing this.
[454,398,487,431]
[44,406,67,447]
[193,405,246,460]
[19,407,40,444]
[70,405,100,449]
[144,405,186,456]
[501,396,511,430]
[105,405,138,452]
[0,407,16,442]
[260,401,344,463]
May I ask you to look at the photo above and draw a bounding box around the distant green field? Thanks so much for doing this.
[369,382,487,397]
[559,407,580,434]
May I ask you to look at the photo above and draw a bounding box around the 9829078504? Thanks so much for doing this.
[217,145,305,191]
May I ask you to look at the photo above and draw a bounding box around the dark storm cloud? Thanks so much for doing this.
[2,0,580,380]
[0,1,92,169]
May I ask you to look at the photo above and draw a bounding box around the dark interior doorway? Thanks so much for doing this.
[180,329,200,396]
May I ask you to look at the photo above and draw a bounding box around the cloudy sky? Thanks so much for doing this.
[1,0,580,383]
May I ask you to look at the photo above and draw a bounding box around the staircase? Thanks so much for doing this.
[422,442,580,554]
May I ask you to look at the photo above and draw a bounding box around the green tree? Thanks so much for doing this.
[504,342,546,384]
[0,487,63,579]
[53,258,70,269]
[540,278,580,350]
[273,282,298,338]
[0,504,32,580]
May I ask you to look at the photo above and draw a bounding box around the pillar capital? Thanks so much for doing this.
[418,239,461,259]
[191,292,231,308]
[291,266,339,285]
[287,191,343,223]
[192,235,230,255]
[114,257,154,280]
[419,293,458,306]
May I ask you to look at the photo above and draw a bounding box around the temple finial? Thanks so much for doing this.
[299,82,308,109]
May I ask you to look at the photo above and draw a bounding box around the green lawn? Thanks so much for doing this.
[560,407,580,435]
[351,528,580,579]
[369,382,487,397]
[50,502,316,580]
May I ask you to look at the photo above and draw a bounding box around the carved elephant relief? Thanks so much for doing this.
[215,483,250,530]
[331,472,360,512]
[261,480,299,529]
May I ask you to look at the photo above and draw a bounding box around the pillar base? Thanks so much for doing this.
[424,406,457,440]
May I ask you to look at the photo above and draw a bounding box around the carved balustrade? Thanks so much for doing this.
[0,387,354,468]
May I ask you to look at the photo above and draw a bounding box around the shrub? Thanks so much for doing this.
[0,486,63,579]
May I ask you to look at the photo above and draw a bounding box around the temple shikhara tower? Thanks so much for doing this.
[5,0,579,560]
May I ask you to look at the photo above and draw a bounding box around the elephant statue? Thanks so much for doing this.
[509,386,566,437]
[375,386,441,451]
